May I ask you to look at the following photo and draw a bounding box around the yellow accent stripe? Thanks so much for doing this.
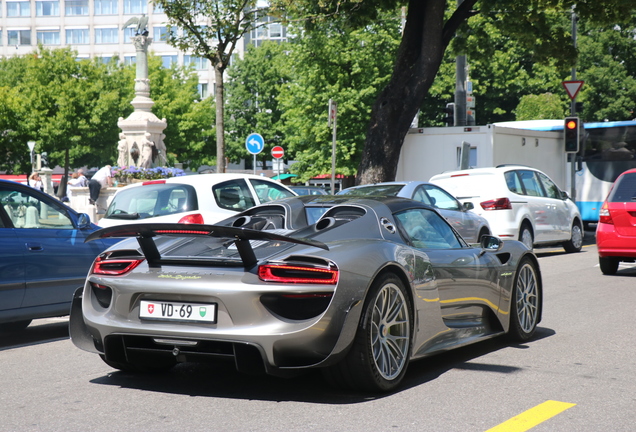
[486,400,576,432]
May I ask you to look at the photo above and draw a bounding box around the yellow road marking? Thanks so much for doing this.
[485,400,576,432]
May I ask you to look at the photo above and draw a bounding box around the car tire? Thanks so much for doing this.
[323,273,412,392]
[478,227,490,243]
[507,257,541,342]
[0,319,32,332]
[599,257,619,275]
[518,223,534,250]
[100,355,175,373]
[562,221,583,253]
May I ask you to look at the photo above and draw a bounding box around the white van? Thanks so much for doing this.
[430,165,583,252]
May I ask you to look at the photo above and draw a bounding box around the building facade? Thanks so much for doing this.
[0,0,285,99]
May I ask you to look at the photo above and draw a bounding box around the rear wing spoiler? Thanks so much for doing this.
[86,223,329,269]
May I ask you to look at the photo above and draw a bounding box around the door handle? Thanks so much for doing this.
[25,242,43,251]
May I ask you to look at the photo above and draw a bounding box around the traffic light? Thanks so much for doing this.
[443,103,455,126]
[564,117,580,153]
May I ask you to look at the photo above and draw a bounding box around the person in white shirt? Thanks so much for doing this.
[88,165,113,205]
[29,173,43,191]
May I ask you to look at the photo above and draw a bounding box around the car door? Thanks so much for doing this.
[6,187,107,309]
[0,198,26,311]
[394,208,501,325]
[418,184,479,242]
[536,171,571,240]
[516,169,554,242]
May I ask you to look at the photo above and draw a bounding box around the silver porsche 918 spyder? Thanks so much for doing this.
[70,195,542,392]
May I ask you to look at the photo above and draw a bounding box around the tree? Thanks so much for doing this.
[515,93,567,120]
[274,0,636,184]
[225,41,289,170]
[277,17,401,182]
[153,0,277,172]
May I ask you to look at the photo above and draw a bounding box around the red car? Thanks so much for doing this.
[596,168,636,275]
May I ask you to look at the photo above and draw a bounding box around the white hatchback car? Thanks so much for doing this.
[98,173,296,227]
[430,165,583,252]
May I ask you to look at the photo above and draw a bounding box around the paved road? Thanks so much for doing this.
[1,230,635,431]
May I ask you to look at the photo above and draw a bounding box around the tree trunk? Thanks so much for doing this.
[215,66,225,173]
[57,147,70,198]
[356,0,477,185]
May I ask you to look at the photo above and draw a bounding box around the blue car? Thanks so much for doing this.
[0,179,117,331]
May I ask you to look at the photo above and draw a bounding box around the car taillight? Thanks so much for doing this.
[91,255,145,276]
[178,213,205,224]
[258,264,339,284]
[142,179,166,185]
[481,197,512,210]
[599,202,613,224]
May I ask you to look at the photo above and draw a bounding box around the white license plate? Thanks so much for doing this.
[139,300,217,323]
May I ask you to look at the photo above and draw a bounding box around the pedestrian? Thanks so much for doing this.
[88,165,113,205]
[74,168,89,187]
[28,173,43,191]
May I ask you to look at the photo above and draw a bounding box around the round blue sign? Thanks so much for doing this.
[245,133,265,155]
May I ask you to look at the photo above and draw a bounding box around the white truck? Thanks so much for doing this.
[396,121,569,190]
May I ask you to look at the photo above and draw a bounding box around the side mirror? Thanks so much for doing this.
[560,190,570,200]
[77,213,92,229]
[462,201,474,211]
[480,235,503,252]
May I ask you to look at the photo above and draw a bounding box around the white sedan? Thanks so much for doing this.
[98,173,296,227]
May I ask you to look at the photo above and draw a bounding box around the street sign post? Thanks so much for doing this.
[271,146,284,180]
[246,133,264,174]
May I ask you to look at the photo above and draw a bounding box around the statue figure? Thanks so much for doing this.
[121,14,149,36]
[139,133,155,168]
[117,133,128,167]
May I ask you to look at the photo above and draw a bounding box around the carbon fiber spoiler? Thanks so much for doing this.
[86,223,329,269]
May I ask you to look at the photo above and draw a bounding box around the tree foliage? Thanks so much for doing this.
[225,41,289,169]
[273,0,636,183]
[0,47,212,175]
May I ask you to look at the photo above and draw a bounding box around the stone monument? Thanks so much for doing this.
[117,15,168,168]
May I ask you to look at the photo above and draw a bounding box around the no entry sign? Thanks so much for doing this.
[271,146,284,159]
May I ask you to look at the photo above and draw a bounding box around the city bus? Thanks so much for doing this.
[523,119,636,226]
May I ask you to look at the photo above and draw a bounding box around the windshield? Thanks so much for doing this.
[105,183,198,220]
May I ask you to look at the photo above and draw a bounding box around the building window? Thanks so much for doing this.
[153,26,169,42]
[7,1,30,17]
[65,0,88,15]
[101,56,112,64]
[124,0,147,14]
[66,28,89,44]
[184,55,208,70]
[36,1,59,16]
[197,83,209,99]
[8,29,31,45]
[153,1,164,13]
[123,27,137,41]
[94,0,117,15]
[124,56,136,65]
[161,55,177,68]
[37,30,60,45]
[95,27,118,44]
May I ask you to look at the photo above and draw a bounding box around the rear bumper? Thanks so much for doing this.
[596,223,636,258]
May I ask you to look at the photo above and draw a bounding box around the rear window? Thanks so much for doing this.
[105,183,198,220]
[340,185,404,196]
[608,172,636,202]
[432,174,495,199]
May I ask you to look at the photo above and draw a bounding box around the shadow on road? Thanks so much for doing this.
[89,326,555,403]
[0,318,68,351]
